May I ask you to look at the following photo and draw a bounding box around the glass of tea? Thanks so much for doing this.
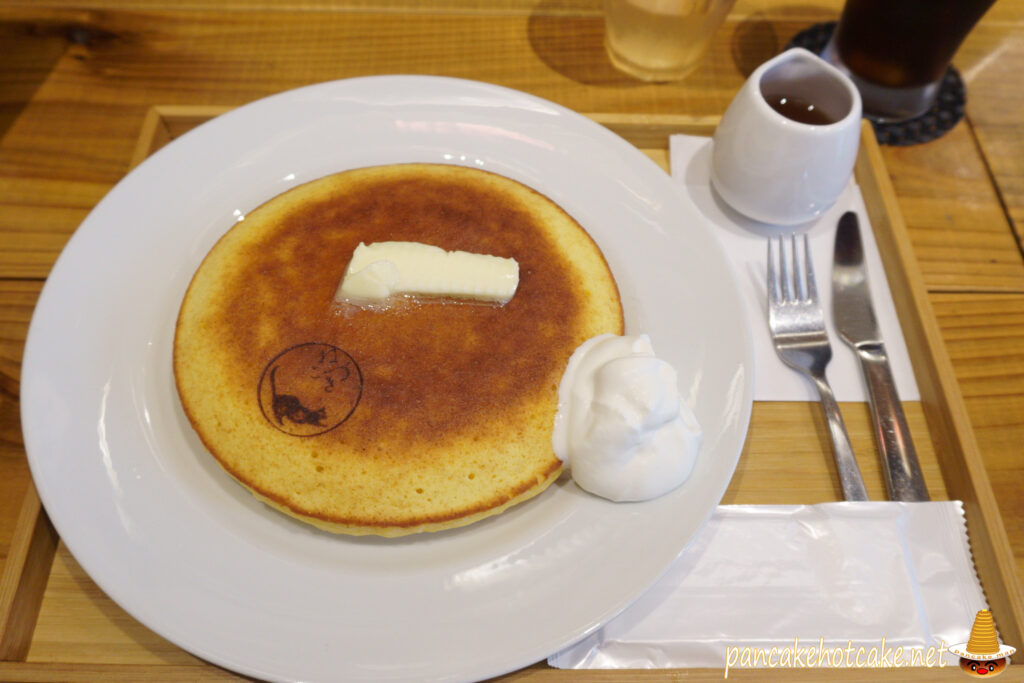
[603,0,738,82]
[711,48,862,225]
[822,0,997,122]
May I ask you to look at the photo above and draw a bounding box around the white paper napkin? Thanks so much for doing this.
[669,134,919,402]
[549,502,988,671]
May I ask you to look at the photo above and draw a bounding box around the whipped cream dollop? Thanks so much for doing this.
[551,334,701,502]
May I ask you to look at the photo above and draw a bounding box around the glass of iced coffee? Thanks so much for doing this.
[603,0,737,82]
[822,0,996,121]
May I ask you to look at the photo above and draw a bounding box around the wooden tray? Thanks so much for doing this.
[1,107,1021,681]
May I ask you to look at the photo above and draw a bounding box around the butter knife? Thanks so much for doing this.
[832,211,929,501]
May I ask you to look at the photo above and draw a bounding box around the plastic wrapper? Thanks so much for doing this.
[549,502,987,670]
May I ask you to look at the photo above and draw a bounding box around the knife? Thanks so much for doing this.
[832,211,929,501]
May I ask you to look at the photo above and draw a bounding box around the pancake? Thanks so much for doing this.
[174,163,623,536]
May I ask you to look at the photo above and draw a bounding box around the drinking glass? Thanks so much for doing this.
[603,0,737,82]
[822,0,997,122]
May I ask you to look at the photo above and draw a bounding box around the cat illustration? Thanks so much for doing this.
[269,365,327,427]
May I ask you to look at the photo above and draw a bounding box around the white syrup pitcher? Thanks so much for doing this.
[710,47,862,225]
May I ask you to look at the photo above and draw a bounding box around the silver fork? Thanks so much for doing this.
[767,235,869,501]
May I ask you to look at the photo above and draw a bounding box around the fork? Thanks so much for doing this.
[767,235,869,501]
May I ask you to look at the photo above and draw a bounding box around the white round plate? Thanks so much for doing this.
[22,76,753,683]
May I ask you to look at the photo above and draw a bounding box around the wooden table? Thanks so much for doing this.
[1,1,1023,680]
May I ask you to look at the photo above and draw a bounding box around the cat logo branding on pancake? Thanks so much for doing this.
[258,343,362,436]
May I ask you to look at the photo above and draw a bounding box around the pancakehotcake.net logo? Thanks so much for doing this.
[949,610,1016,677]
[723,638,949,678]
[723,610,1017,678]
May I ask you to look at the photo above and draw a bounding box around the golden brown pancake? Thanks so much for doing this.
[174,163,623,536]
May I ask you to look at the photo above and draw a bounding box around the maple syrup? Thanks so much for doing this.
[766,94,836,125]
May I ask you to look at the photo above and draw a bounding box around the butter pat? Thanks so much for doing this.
[335,241,519,306]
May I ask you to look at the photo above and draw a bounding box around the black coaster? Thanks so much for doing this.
[785,21,965,146]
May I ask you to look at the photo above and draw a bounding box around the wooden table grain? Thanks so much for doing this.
[1,1,1023,680]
